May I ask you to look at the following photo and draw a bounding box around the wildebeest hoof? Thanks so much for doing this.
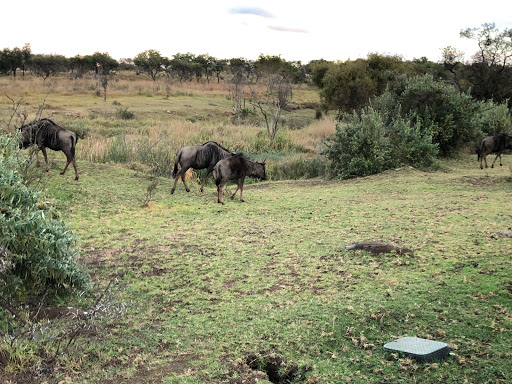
[75,176,79,181]
[171,189,175,194]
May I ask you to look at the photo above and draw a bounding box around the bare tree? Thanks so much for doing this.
[250,73,292,142]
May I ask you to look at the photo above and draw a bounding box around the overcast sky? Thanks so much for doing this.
[2,0,510,63]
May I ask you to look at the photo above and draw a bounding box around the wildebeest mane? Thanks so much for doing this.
[200,141,231,153]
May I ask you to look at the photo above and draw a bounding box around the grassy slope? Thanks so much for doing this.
[38,153,512,384]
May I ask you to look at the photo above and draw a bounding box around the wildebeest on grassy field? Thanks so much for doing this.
[17,118,79,180]
[212,154,266,204]
[170,141,234,194]
[478,133,512,169]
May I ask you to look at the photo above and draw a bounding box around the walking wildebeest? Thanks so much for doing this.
[478,133,512,169]
[170,141,234,194]
[212,154,266,204]
[17,118,79,180]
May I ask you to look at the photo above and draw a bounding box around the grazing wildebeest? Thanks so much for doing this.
[478,133,512,169]
[18,118,79,180]
[212,154,266,204]
[170,141,234,194]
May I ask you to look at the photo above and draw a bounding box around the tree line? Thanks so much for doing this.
[1,23,510,112]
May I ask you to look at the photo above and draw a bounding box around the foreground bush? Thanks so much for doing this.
[0,133,89,306]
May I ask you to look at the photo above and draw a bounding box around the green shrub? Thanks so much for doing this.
[0,133,89,305]
[324,106,438,179]
[378,75,482,156]
[476,99,512,136]
[115,107,135,120]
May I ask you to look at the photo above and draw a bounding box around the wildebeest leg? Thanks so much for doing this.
[482,155,488,169]
[200,167,213,193]
[217,182,225,204]
[239,177,245,202]
[230,179,240,200]
[491,153,501,168]
[33,148,41,168]
[61,153,79,180]
[171,168,190,194]
[41,147,49,172]
[72,159,79,180]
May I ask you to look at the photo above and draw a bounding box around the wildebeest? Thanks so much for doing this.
[212,154,266,204]
[18,118,79,180]
[478,133,512,169]
[170,141,234,194]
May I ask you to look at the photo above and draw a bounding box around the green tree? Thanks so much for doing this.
[168,53,196,83]
[69,55,95,78]
[0,47,23,77]
[211,58,226,83]
[376,75,482,156]
[29,54,68,80]
[20,44,32,76]
[320,59,377,114]
[134,49,167,81]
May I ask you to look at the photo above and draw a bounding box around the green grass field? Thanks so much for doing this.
[19,151,510,384]
[1,76,512,383]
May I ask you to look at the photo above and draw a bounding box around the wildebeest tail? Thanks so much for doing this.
[213,168,222,186]
[477,141,483,161]
[71,136,76,159]
[171,151,181,178]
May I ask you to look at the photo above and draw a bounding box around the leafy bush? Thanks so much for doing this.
[0,133,89,305]
[378,75,482,156]
[324,106,438,179]
[115,107,135,120]
[475,99,512,136]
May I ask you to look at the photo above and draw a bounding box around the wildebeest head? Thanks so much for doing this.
[16,121,37,149]
[251,161,267,180]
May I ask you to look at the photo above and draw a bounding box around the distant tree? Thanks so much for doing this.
[227,58,252,118]
[91,52,118,75]
[320,59,377,114]
[134,49,166,81]
[69,55,94,78]
[118,57,135,71]
[20,44,32,76]
[459,22,512,103]
[366,53,404,94]
[168,53,196,83]
[195,54,213,83]
[0,47,23,77]
[309,59,335,88]
[211,58,227,83]
[228,58,253,81]
[441,46,465,92]
[30,54,68,80]
[250,72,293,142]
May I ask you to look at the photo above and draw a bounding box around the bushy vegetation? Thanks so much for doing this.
[324,75,512,179]
[324,106,438,179]
[0,133,89,307]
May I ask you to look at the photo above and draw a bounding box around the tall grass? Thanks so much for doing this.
[1,73,328,180]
